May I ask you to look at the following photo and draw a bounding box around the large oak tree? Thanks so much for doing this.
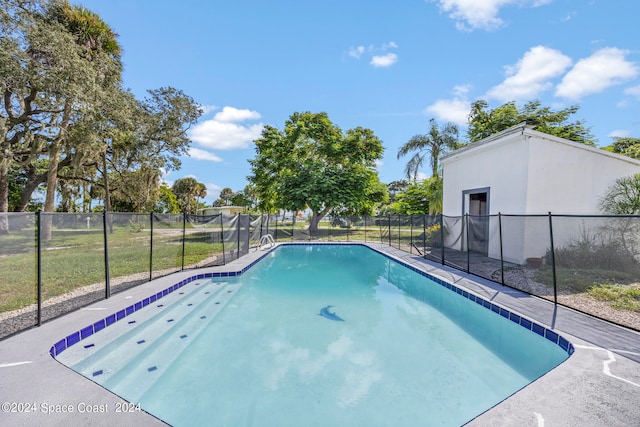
[248,112,388,233]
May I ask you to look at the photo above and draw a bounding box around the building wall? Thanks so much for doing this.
[525,134,640,214]
[199,206,246,216]
[441,126,640,263]
[442,131,530,217]
[442,130,530,258]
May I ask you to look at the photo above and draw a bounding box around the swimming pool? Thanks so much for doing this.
[53,244,573,426]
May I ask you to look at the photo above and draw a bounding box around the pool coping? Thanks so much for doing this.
[1,242,639,426]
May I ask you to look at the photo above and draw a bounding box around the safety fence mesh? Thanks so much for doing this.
[1,212,638,338]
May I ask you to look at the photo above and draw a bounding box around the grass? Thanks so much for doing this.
[533,265,640,314]
[534,266,639,293]
[587,283,640,312]
[0,225,223,313]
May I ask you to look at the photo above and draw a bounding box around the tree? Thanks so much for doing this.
[390,177,443,215]
[387,180,409,203]
[230,192,249,208]
[108,165,161,212]
[219,187,233,205]
[248,112,388,233]
[599,173,640,261]
[600,173,640,214]
[41,2,122,219]
[154,184,181,213]
[604,137,640,160]
[467,100,595,145]
[1,0,123,236]
[172,177,206,214]
[397,119,461,180]
[98,87,201,212]
[1,1,201,219]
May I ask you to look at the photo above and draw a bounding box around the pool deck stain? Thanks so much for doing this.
[1,242,639,426]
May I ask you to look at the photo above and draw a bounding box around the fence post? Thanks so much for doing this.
[149,213,153,281]
[273,215,277,242]
[548,212,558,304]
[465,214,470,273]
[498,212,504,285]
[440,214,445,265]
[410,214,414,254]
[422,214,427,258]
[103,211,111,299]
[37,211,42,325]
[237,214,241,260]
[181,212,186,270]
[220,214,226,265]
[364,216,367,242]
[388,215,391,247]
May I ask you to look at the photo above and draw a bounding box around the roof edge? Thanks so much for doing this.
[442,123,640,167]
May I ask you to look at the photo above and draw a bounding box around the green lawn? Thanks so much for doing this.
[0,225,222,313]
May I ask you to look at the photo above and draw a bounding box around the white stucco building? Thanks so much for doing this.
[440,123,640,263]
[197,206,247,216]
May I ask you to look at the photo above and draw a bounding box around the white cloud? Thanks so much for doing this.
[200,104,218,115]
[416,172,429,181]
[189,106,264,150]
[452,84,471,98]
[188,147,223,162]
[609,129,630,139]
[425,98,470,125]
[214,106,261,122]
[555,48,639,100]
[370,53,398,68]
[206,183,222,200]
[624,84,640,98]
[431,0,552,31]
[348,46,365,59]
[348,42,399,68]
[485,46,572,101]
[425,85,472,125]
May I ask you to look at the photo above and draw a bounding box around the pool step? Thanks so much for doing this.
[63,279,233,382]
[105,283,240,403]
[59,278,215,368]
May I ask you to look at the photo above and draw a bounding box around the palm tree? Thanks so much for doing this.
[173,177,206,214]
[397,119,461,180]
[219,187,234,206]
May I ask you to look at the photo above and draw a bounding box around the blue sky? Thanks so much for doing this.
[77,0,640,204]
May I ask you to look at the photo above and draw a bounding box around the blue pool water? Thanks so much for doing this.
[55,244,571,426]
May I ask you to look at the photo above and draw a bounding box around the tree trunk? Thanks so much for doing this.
[101,152,113,233]
[43,100,72,239]
[19,176,44,212]
[308,207,331,235]
[0,161,9,233]
[42,143,60,240]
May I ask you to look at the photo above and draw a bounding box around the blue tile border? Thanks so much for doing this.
[357,243,575,357]
[50,243,573,360]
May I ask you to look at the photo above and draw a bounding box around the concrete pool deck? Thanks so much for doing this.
[0,242,639,426]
